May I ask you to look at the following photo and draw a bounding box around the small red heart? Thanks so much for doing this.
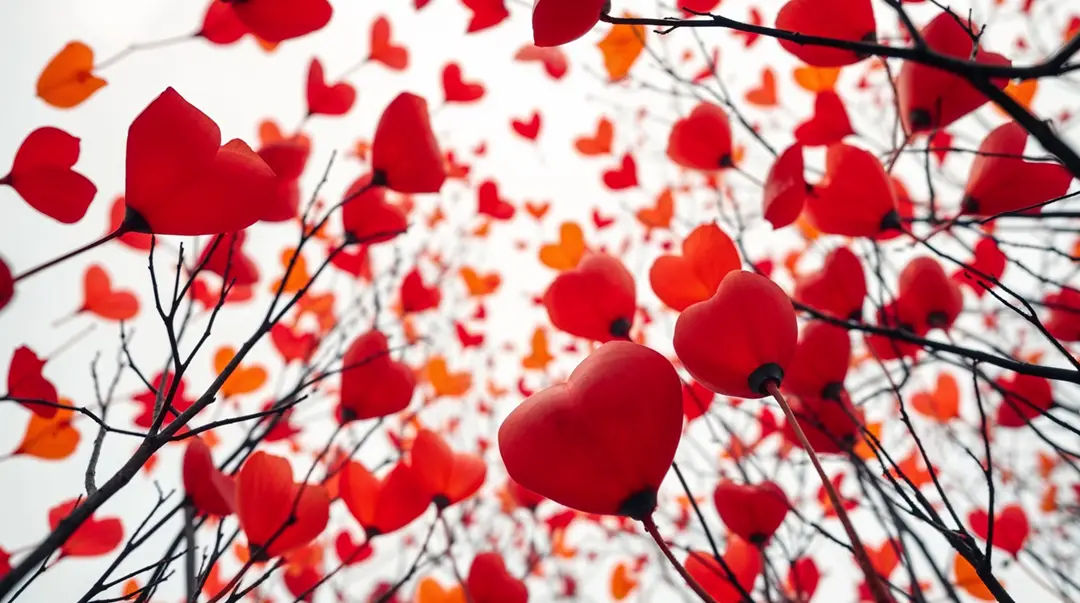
[895,257,963,333]
[236,452,330,559]
[793,246,867,321]
[340,460,431,537]
[283,565,320,600]
[794,91,854,147]
[2,127,96,224]
[400,268,441,313]
[591,208,614,229]
[462,0,510,33]
[714,480,790,544]
[81,265,138,321]
[674,270,797,398]
[803,144,898,238]
[455,322,485,347]
[602,153,638,190]
[897,13,1010,132]
[682,380,715,421]
[182,437,236,517]
[543,253,636,342]
[257,138,310,222]
[477,180,515,220]
[339,330,416,420]
[667,103,733,170]
[306,58,356,116]
[371,93,446,195]
[198,230,259,286]
[443,63,485,103]
[511,111,541,140]
[775,0,876,67]
[532,0,606,47]
[961,121,1073,216]
[782,392,864,454]
[341,174,407,245]
[330,245,372,279]
[270,323,319,363]
[49,499,123,558]
[411,428,486,508]
[762,143,808,229]
[968,504,1030,557]
[783,321,851,400]
[334,530,374,565]
[515,44,569,80]
[952,237,1006,297]
[498,341,684,518]
[995,373,1053,428]
[368,16,408,71]
[7,346,59,418]
[467,552,528,603]
[648,222,740,312]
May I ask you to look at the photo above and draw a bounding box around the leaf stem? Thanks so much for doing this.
[765,381,892,603]
[641,515,719,603]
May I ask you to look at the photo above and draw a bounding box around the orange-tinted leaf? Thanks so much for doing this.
[15,405,79,460]
[852,421,882,461]
[80,265,138,321]
[793,66,841,92]
[954,552,997,601]
[521,327,554,371]
[610,561,638,600]
[649,222,740,311]
[425,357,472,397]
[886,450,935,489]
[409,428,486,508]
[995,78,1037,116]
[540,222,587,271]
[597,18,646,81]
[460,267,501,297]
[867,539,902,579]
[636,189,674,232]
[745,68,778,107]
[36,42,107,108]
[911,372,960,422]
[524,200,551,220]
[213,346,267,398]
[272,248,311,294]
[339,460,430,536]
[417,577,466,603]
[575,117,613,156]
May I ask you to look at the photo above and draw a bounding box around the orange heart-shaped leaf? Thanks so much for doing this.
[16,403,80,460]
[37,42,107,108]
[214,346,268,398]
[540,222,587,271]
